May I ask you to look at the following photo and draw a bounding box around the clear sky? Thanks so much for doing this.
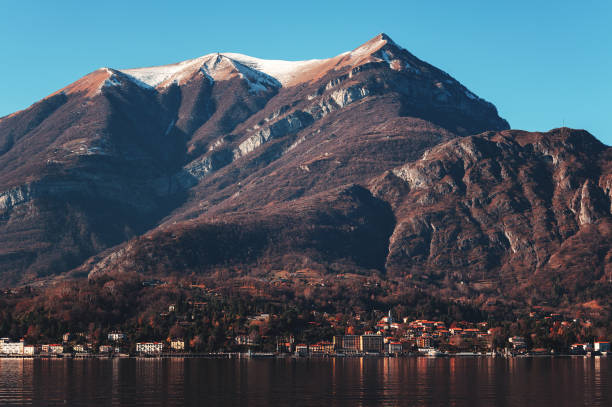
[1,0,610,145]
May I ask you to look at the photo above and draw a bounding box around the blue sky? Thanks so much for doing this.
[1,0,610,145]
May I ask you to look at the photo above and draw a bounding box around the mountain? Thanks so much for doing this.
[0,34,609,309]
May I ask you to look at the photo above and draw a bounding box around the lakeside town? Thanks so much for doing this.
[0,270,610,364]
[1,309,609,359]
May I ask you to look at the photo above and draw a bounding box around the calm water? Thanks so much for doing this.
[0,356,610,406]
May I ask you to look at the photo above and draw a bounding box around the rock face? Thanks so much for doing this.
[2,33,609,305]
[370,128,611,299]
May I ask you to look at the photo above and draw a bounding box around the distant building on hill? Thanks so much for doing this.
[108,332,127,342]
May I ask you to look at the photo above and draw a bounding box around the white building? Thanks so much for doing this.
[595,341,610,352]
[170,339,185,351]
[49,344,64,354]
[73,344,88,353]
[108,332,127,342]
[23,345,38,355]
[136,342,164,354]
[0,339,24,354]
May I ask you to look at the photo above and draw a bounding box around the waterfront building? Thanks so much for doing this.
[43,344,64,354]
[295,344,309,356]
[594,341,610,352]
[277,341,293,353]
[310,341,334,354]
[136,342,164,354]
[387,342,403,354]
[73,344,88,353]
[170,339,185,351]
[416,336,432,349]
[360,334,383,353]
[341,335,360,353]
[0,339,24,354]
[509,336,526,349]
[99,345,113,353]
[23,345,38,355]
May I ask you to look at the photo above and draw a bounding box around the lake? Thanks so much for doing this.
[0,356,610,406]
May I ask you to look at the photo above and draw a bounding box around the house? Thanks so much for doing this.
[43,344,64,354]
[51,344,64,354]
[235,335,255,346]
[99,345,113,353]
[463,329,480,337]
[108,332,127,342]
[509,336,526,349]
[416,336,433,349]
[136,342,164,354]
[594,341,610,352]
[23,345,38,355]
[295,344,308,356]
[277,342,293,353]
[449,327,463,335]
[73,344,88,353]
[170,339,185,351]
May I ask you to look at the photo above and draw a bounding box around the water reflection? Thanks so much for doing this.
[0,357,610,406]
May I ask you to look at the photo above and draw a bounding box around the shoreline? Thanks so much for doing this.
[0,353,607,360]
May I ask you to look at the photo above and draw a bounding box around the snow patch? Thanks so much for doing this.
[120,57,205,88]
[221,53,322,86]
[103,76,121,88]
[230,59,280,93]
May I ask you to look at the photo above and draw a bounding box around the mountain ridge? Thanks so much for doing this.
[0,34,608,316]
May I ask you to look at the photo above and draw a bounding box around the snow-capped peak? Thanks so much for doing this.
[118,52,323,89]
[116,34,398,90]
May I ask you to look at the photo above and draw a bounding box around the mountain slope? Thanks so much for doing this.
[83,128,612,309]
[370,128,611,301]
[0,34,509,284]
